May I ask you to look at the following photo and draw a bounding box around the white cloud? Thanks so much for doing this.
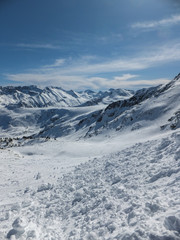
[42,59,66,69]
[97,33,123,43]
[37,42,180,75]
[132,15,180,29]
[5,41,180,90]
[16,43,61,50]
[5,73,170,91]
[5,73,99,90]
[114,78,170,88]
[86,74,138,89]
[112,74,138,82]
[87,76,169,89]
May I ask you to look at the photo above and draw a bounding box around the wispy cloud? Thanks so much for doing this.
[5,41,180,90]
[97,33,123,44]
[42,59,66,69]
[87,76,170,89]
[39,42,180,75]
[16,43,62,50]
[132,15,180,29]
[5,73,169,90]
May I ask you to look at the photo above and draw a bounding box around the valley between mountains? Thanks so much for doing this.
[0,74,180,239]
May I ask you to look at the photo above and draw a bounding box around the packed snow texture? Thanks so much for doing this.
[0,132,180,239]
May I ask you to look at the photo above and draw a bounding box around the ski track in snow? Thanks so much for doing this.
[0,132,180,239]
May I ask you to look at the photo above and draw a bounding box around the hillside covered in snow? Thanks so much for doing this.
[0,86,133,140]
[0,74,180,239]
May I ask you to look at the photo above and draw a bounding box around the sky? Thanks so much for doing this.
[0,0,180,90]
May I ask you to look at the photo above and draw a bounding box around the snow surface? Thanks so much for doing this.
[0,129,180,239]
[0,75,180,239]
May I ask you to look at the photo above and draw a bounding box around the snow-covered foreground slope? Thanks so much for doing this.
[0,129,180,239]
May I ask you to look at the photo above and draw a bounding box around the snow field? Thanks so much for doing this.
[54,133,180,239]
[0,131,180,239]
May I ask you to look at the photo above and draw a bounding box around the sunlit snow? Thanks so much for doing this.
[0,75,180,239]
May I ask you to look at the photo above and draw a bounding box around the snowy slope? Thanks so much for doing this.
[0,129,180,239]
[70,74,180,138]
[0,86,133,139]
[0,86,87,108]
[79,88,134,106]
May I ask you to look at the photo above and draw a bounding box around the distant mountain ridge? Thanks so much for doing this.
[0,85,134,109]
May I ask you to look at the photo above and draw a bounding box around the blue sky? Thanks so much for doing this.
[0,0,180,90]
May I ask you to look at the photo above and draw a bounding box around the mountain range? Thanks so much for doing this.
[0,74,180,143]
[0,85,133,108]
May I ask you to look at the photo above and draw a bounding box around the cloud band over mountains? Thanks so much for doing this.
[5,42,179,90]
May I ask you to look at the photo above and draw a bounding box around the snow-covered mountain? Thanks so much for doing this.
[79,88,134,106]
[0,86,134,140]
[2,72,180,143]
[1,74,180,240]
[65,73,180,138]
[31,74,180,139]
[0,85,133,109]
[2,74,180,140]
